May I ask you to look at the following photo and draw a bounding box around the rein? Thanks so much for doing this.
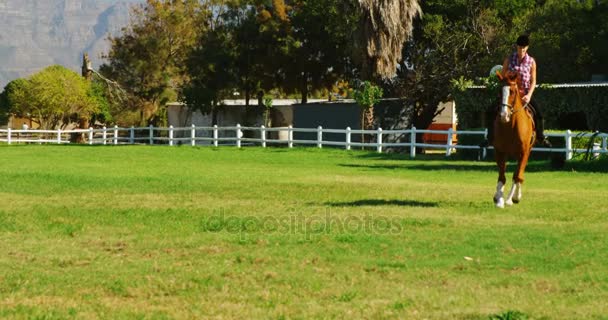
[502,81,528,117]
[503,101,528,115]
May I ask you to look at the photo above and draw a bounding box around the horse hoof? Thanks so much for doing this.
[513,199,520,204]
[506,199,514,206]
[495,198,505,208]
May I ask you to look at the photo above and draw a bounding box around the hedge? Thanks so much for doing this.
[452,84,608,132]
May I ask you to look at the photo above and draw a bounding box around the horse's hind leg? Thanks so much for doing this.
[494,151,508,208]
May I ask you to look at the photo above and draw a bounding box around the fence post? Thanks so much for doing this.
[213,125,219,147]
[602,135,607,153]
[236,124,242,148]
[410,126,416,158]
[102,127,107,145]
[565,130,573,160]
[446,127,453,157]
[149,125,154,145]
[88,127,94,145]
[377,128,383,153]
[113,126,118,145]
[130,126,135,144]
[191,124,196,146]
[169,125,174,146]
[261,125,267,148]
[57,128,62,144]
[317,126,323,148]
[288,125,294,148]
[7,128,11,145]
[346,127,351,150]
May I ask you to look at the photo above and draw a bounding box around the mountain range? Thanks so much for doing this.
[0,0,143,88]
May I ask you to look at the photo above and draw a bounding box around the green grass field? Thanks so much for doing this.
[1,145,607,319]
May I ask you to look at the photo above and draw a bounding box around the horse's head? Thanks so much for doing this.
[496,70,521,124]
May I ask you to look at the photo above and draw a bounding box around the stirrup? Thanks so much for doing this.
[537,137,552,147]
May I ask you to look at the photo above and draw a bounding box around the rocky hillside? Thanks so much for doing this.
[0,0,142,88]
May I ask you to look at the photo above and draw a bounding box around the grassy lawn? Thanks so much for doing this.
[1,145,607,319]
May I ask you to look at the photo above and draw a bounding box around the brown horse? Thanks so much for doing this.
[492,71,536,208]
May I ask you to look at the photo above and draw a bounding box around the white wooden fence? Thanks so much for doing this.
[1,125,607,160]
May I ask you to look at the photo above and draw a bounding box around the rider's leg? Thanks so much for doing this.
[482,98,499,147]
[486,106,496,143]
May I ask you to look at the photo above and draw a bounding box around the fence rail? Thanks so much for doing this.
[1,125,607,160]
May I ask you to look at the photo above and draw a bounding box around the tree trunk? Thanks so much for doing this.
[300,76,308,104]
[360,105,374,147]
[73,117,89,143]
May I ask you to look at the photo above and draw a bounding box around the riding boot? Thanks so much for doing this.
[480,108,497,148]
[484,125,495,147]
[534,115,552,147]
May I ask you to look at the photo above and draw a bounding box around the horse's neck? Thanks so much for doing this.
[510,84,526,111]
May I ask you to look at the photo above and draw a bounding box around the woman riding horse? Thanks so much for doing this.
[483,35,551,148]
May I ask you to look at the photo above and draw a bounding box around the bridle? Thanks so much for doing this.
[501,82,527,119]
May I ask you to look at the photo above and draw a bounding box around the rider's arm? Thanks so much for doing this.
[528,60,537,99]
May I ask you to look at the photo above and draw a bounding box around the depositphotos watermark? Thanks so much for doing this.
[200,208,403,239]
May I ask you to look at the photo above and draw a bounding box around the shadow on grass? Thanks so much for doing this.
[324,199,439,208]
[340,158,608,173]
[353,149,608,173]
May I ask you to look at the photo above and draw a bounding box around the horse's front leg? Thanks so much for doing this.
[511,148,532,203]
[494,151,507,208]
[505,183,518,206]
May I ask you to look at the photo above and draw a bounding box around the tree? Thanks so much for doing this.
[2,66,100,129]
[183,23,236,125]
[282,0,360,103]
[386,0,515,144]
[525,0,608,82]
[100,0,205,125]
[353,81,383,143]
[1,78,31,126]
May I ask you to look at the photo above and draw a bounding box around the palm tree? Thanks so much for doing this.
[356,0,421,142]
[358,0,422,79]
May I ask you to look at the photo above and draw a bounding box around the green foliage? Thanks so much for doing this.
[101,0,205,123]
[454,128,486,160]
[263,96,273,109]
[88,80,114,124]
[283,0,359,101]
[1,66,99,129]
[450,76,475,92]
[184,0,358,109]
[527,0,608,83]
[0,103,7,126]
[0,78,30,125]
[452,85,608,131]
[353,81,383,108]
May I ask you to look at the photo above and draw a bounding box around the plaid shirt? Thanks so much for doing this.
[509,52,534,94]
